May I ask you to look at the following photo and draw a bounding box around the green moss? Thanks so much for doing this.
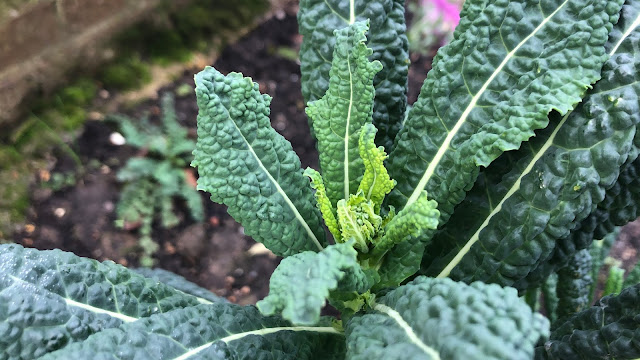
[0,147,33,238]
[113,0,268,69]
[100,56,151,90]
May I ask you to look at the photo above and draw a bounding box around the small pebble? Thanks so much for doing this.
[24,224,35,234]
[54,208,66,218]
[88,111,104,121]
[103,201,115,212]
[109,132,126,146]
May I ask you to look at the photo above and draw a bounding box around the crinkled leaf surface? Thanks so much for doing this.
[257,242,367,325]
[192,67,326,257]
[337,192,382,252]
[0,244,201,360]
[357,123,395,214]
[41,303,345,360]
[566,156,640,259]
[304,167,341,242]
[421,4,640,288]
[132,268,224,304]
[346,277,549,360]
[299,0,408,150]
[555,249,592,319]
[387,0,624,230]
[374,192,439,289]
[521,0,640,287]
[306,20,381,207]
[535,283,640,360]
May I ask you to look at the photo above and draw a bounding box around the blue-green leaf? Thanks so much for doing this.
[374,192,440,289]
[132,268,223,304]
[0,244,202,360]
[257,242,368,325]
[41,304,345,360]
[347,277,549,360]
[556,249,592,319]
[421,3,640,288]
[192,67,326,257]
[299,0,408,151]
[536,283,640,359]
[387,0,624,228]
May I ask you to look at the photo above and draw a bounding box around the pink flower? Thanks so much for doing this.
[423,0,461,27]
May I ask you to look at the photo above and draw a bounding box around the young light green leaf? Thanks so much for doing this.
[536,283,640,359]
[257,242,369,325]
[387,0,624,227]
[420,4,640,288]
[306,20,382,207]
[336,191,382,253]
[304,167,341,242]
[372,191,439,289]
[0,244,203,360]
[603,265,625,297]
[192,67,326,257]
[41,304,345,360]
[346,277,549,360]
[132,268,223,304]
[357,123,395,214]
[299,0,409,151]
[556,249,592,319]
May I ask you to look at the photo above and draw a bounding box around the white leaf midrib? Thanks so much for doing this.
[373,303,441,360]
[404,0,570,209]
[609,11,640,56]
[9,275,137,323]
[436,10,640,278]
[344,49,355,200]
[436,112,571,278]
[173,326,341,360]
[223,100,324,251]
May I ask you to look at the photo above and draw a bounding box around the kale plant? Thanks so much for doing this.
[111,93,204,266]
[3,0,640,359]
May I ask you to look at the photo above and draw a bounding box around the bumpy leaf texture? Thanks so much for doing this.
[298,0,409,150]
[346,277,549,360]
[555,249,592,319]
[357,123,395,214]
[306,20,381,208]
[387,0,624,226]
[41,304,345,360]
[191,67,326,257]
[132,268,224,304]
[421,1,639,289]
[257,242,369,325]
[374,192,440,289]
[521,0,640,287]
[536,283,640,360]
[304,167,342,241]
[0,244,202,360]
